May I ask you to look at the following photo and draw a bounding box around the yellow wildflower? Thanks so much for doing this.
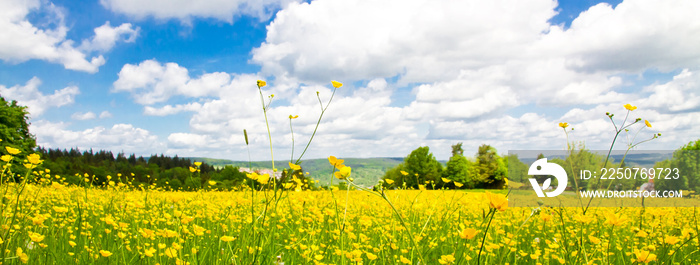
[334,166,352,180]
[257,80,266,87]
[633,249,657,263]
[100,250,113,257]
[221,236,235,242]
[558,122,569,128]
[645,120,652,128]
[289,115,299,119]
[208,181,216,185]
[331,80,343,88]
[484,191,508,211]
[16,248,29,263]
[624,104,637,111]
[441,177,452,183]
[194,162,202,166]
[27,153,42,164]
[5,146,20,155]
[400,170,409,176]
[328,156,345,169]
[460,228,477,239]
[384,179,394,184]
[454,182,464,187]
[289,162,301,171]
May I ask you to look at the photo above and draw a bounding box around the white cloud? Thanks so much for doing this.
[100,0,299,24]
[32,120,164,155]
[0,77,80,117]
[0,1,138,73]
[79,22,139,52]
[144,102,203,116]
[541,0,700,73]
[252,0,558,84]
[71,111,97,120]
[99,111,113,119]
[113,60,231,105]
[639,69,700,113]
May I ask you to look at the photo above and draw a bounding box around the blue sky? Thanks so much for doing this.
[1,0,698,161]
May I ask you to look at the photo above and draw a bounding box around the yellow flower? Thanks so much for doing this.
[189,167,197,173]
[1,155,11,162]
[220,236,235,242]
[5,146,20,155]
[16,248,28,263]
[604,212,629,226]
[257,80,267,87]
[100,250,113,257]
[400,170,409,176]
[194,162,202,166]
[484,191,508,211]
[29,232,45,242]
[331,80,343,88]
[69,241,77,247]
[645,120,652,128]
[441,177,452,183]
[27,153,42,164]
[624,104,637,111]
[366,252,378,260]
[633,249,657,263]
[460,228,477,239]
[208,181,216,186]
[257,174,270,184]
[399,256,411,264]
[289,115,299,119]
[289,162,301,171]
[558,122,569,128]
[334,166,352,180]
[588,235,601,244]
[144,247,156,257]
[454,182,464,188]
[164,248,177,258]
[384,179,394,184]
[328,156,345,169]
[438,254,456,264]
[664,235,680,245]
[282,183,294,189]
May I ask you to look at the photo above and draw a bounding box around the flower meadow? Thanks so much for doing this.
[1,81,699,264]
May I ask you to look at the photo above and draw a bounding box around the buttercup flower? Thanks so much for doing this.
[257,80,266,87]
[558,122,569,128]
[5,146,20,155]
[645,120,652,128]
[100,250,113,257]
[289,162,301,171]
[624,104,637,111]
[331,80,343,88]
[334,166,351,180]
[459,228,477,239]
[328,156,345,169]
[441,177,452,183]
[484,191,508,211]
[289,115,299,119]
[384,179,394,184]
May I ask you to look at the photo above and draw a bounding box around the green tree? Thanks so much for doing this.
[403,146,443,188]
[505,154,527,183]
[475,144,507,188]
[0,96,36,155]
[442,153,474,188]
[656,139,699,192]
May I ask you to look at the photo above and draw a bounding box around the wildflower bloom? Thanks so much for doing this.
[208,181,216,186]
[604,212,629,226]
[328,156,345,168]
[1,155,10,162]
[100,250,113,257]
[438,254,456,264]
[400,170,409,176]
[257,80,266,87]
[289,162,301,171]
[484,191,508,211]
[27,153,42,164]
[460,228,477,239]
[384,179,394,184]
[221,236,235,242]
[624,104,637,111]
[194,162,202,166]
[289,115,299,119]
[454,182,464,188]
[331,80,343,88]
[16,248,28,263]
[558,122,569,128]
[645,120,652,127]
[633,249,657,263]
[5,146,20,155]
[334,166,352,180]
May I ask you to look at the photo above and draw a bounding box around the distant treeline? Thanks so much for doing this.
[34,147,251,190]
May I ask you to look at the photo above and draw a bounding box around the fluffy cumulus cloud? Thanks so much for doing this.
[32,120,163,155]
[0,77,80,117]
[113,60,232,105]
[71,112,97,121]
[0,0,138,73]
[103,0,700,160]
[100,0,299,23]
